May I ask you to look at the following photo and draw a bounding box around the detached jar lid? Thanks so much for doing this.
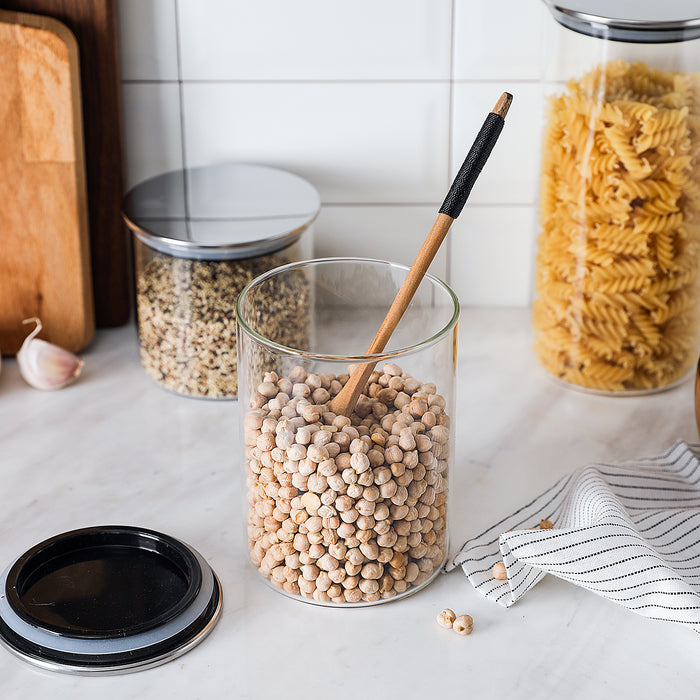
[545,0,700,42]
[0,526,222,675]
[122,163,321,260]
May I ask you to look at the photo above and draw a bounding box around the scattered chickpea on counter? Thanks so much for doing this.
[436,608,473,636]
[453,614,473,636]
[436,608,456,628]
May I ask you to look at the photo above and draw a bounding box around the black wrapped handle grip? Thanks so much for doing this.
[439,112,505,220]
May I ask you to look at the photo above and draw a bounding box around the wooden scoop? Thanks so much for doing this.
[330,92,513,417]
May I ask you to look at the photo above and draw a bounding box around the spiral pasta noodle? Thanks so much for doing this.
[534,60,700,392]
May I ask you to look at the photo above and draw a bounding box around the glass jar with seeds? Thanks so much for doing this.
[236,258,459,606]
[122,163,319,399]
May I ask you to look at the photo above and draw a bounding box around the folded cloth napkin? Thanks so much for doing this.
[446,441,700,630]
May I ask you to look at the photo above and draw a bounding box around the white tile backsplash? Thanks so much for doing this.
[181,81,450,204]
[451,82,542,206]
[449,205,536,307]
[118,0,179,81]
[177,0,452,80]
[313,205,447,280]
[117,0,551,307]
[121,83,183,189]
[453,0,547,81]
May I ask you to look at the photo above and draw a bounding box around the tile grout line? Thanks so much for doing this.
[446,0,457,289]
[173,0,187,173]
[173,0,191,238]
[120,78,542,86]
[319,202,536,208]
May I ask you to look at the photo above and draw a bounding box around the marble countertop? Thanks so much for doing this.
[0,308,697,698]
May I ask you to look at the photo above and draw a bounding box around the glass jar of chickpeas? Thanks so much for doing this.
[236,258,459,605]
[534,1,700,393]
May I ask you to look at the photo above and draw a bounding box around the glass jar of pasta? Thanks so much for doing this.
[534,1,700,393]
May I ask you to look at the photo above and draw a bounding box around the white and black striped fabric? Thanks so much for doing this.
[447,441,700,630]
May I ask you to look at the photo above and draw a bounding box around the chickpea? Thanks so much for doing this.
[328,568,346,584]
[492,562,508,580]
[359,541,379,560]
[297,577,316,598]
[342,574,359,590]
[300,563,319,581]
[328,542,347,560]
[373,503,390,521]
[301,492,321,513]
[327,584,343,599]
[350,452,371,474]
[453,614,473,636]
[327,473,346,492]
[356,499,376,517]
[305,516,323,533]
[361,562,383,580]
[345,562,361,577]
[357,471,374,487]
[315,571,332,591]
[317,553,339,572]
[344,588,363,603]
[358,578,379,594]
[436,608,456,628]
[309,543,325,560]
[356,515,375,531]
[333,415,352,429]
[346,483,364,499]
[312,429,333,447]
[356,529,373,544]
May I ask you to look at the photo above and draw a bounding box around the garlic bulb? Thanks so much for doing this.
[17,318,84,390]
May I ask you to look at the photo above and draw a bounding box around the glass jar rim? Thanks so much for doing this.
[235,256,460,362]
[545,0,700,43]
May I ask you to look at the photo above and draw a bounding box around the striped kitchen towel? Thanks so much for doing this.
[446,441,700,630]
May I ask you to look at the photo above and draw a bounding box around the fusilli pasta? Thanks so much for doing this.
[534,60,700,392]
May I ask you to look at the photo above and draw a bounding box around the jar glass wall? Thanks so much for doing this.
[132,237,308,399]
[534,3,700,393]
[236,258,459,606]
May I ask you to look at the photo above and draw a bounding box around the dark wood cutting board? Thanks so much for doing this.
[0,9,94,354]
[1,0,129,329]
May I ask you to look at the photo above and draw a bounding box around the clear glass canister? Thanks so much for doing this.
[122,163,319,399]
[534,1,700,393]
[236,258,459,605]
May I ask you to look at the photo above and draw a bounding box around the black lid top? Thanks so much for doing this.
[0,526,222,675]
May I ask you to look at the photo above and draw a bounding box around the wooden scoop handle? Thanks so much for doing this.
[329,92,513,417]
[329,212,454,416]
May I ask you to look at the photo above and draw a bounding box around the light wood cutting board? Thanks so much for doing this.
[2,0,128,330]
[0,9,94,355]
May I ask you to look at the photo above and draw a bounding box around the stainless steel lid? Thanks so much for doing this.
[544,0,700,43]
[0,526,222,675]
[122,163,320,260]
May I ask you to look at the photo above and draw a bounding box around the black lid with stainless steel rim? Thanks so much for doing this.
[544,0,700,43]
[122,162,321,260]
[0,526,222,675]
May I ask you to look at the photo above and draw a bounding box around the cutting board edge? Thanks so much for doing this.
[0,8,95,355]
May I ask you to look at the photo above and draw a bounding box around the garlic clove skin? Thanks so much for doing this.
[17,318,84,390]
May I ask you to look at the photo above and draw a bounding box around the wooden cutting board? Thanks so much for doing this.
[0,9,94,355]
[1,0,128,330]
